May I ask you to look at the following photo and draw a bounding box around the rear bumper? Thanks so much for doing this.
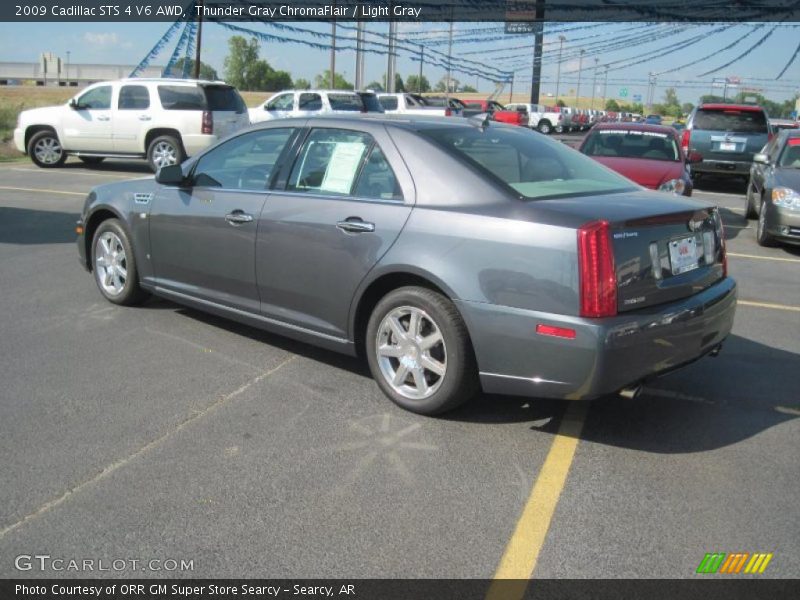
[693,158,751,176]
[457,276,737,400]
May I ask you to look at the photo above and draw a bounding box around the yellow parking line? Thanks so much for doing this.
[0,186,84,197]
[738,300,800,312]
[486,402,588,600]
[728,252,800,263]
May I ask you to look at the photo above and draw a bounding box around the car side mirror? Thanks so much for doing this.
[155,164,185,186]
[753,152,769,165]
[687,151,703,164]
[69,98,79,110]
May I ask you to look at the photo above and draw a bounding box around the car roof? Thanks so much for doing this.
[698,103,766,112]
[247,113,516,132]
[120,78,230,86]
[591,122,677,135]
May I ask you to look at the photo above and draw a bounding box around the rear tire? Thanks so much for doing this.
[755,197,777,247]
[79,156,105,166]
[538,120,552,134]
[366,286,479,415]
[147,135,184,173]
[28,130,66,168]
[91,219,149,305]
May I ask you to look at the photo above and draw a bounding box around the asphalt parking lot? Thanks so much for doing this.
[0,155,798,581]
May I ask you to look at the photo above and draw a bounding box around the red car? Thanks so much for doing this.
[578,122,702,196]
[462,99,528,127]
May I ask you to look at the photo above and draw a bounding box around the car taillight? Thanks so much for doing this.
[202,110,213,135]
[558,114,563,121]
[578,220,617,318]
[444,107,452,117]
[680,128,690,153]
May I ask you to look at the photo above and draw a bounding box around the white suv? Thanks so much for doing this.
[14,78,249,172]
[249,89,370,123]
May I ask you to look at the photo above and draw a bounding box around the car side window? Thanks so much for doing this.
[288,129,371,195]
[266,93,294,111]
[191,128,294,191]
[298,93,322,111]
[352,145,403,201]
[379,96,398,111]
[118,85,150,110]
[77,86,112,110]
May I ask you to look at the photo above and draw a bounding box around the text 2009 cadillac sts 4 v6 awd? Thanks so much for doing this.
[76,116,736,415]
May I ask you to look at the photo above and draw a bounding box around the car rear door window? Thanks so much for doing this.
[191,128,295,191]
[693,109,768,133]
[352,145,403,201]
[118,85,150,110]
[327,94,364,112]
[379,96,398,111]
[298,93,323,111]
[157,85,206,110]
[77,86,112,110]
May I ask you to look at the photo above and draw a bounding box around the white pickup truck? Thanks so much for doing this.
[505,103,570,134]
[376,93,458,117]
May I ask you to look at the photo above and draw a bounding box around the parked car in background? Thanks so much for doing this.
[250,90,378,123]
[505,103,566,134]
[460,99,528,127]
[579,122,701,196]
[76,115,735,415]
[377,93,453,116]
[645,114,663,125]
[14,78,249,172]
[681,103,772,180]
[356,91,385,114]
[745,129,800,246]
[422,96,467,116]
[769,118,799,131]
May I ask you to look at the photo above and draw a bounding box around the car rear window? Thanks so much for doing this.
[582,129,680,162]
[693,108,768,133]
[378,96,398,111]
[203,85,247,113]
[328,94,365,112]
[420,126,635,200]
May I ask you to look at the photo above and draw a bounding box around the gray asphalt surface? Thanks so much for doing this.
[0,155,798,580]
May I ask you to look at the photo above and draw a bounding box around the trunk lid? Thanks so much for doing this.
[201,84,249,137]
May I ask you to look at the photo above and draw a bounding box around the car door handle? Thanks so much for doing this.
[96,116,110,122]
[336,218,375,233]
[225,211,254,225]
[138,115,152,121]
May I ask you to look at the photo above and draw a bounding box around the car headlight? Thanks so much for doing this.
[659,178,686,195]
[772,187,800,210]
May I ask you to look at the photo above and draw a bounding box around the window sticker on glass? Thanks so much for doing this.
[320,142,368,194]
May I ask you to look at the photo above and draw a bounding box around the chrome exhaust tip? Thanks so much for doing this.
[709,344,723,357]
[619,383,643,400]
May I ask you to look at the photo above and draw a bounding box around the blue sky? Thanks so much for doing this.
[0,21,798,105]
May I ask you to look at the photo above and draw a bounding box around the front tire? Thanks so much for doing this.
[755,197,777,247]
[28,130,66,168]
[366,286,479,415]
[538,120,552,134]
[91,219,148,305]
[744,181,758,219]
[147,135,184,173]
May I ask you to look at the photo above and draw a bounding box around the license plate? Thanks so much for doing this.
[669,236,700,274]
[719,142,736,151]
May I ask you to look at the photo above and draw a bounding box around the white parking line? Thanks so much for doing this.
[728,252,800,263]
[694,190,745,199]
[6,167,133,180]
[738,300,800,313]
[0,186,84,196]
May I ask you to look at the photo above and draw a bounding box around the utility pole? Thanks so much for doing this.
[602,65,608,109]
[590,57,598,109]
[417,45,424,93]
[554,35,565,104]
[193,0,203,79]
[66,50,70,83]
[445,18,453,99]
[575,49,585,106]
[509,72,514,104]
[330,21,337,88]
[354,22,364,89]
[529,0,545,104]
[387,20,397,93]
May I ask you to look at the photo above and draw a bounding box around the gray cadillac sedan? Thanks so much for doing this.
[76,115,736,415]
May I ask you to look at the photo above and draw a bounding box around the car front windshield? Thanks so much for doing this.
[582,129,681,162]
[420,125,636,200]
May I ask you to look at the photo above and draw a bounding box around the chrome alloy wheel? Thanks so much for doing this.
[33,136,63,165]
[375,306,447,400]
[152,141,177,168]
[95,231,127,296]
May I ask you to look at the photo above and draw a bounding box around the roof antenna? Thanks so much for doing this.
[469,112,492,131]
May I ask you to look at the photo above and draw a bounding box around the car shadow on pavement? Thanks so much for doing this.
[0,207,79,244]
[693,175,748,195]
[62,158,152,175]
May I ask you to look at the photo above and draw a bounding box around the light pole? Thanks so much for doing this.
[602,65,608,110]
[575,49,585,106]
[65,50,70,84]
[590,57,598,109]
[554,35,565,104]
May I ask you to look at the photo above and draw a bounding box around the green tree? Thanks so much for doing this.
[365,81,384,92]
[556,99,566,108]
[294,78,311,90]
[663,87,680,108]
[382,73,405,92]
[605,99,620,111]
[681,102,694,115]
[223,36,290,92]
[168,57,218,81]
[434,76,460,93]
[460,84,478,93]
[405,74,430,93]
[314,70,353,90]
